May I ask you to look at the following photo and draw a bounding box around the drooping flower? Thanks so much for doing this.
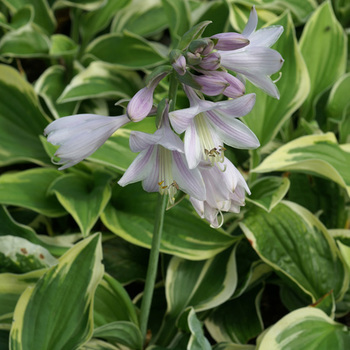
[118,112,205,204]
[44,114,130,170]
[216,7,284,98]
[169,86,259,169]
[190,158,250,228]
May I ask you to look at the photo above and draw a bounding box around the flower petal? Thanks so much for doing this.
[242,6,258,37]
[118,146,155,187]
[220,47,284,75]
[129,130,162,152]
[249,26,284,48]
[172,151,206,201]
[184,122,202,169]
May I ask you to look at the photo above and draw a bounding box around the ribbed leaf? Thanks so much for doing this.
[155,246,237,346]
[257,307,350,349]
[299,1,347,120]
[101,184,237,260]
[58,61,142,103]
[326,73,350,123]
[1,0,56,34]
[49,171,113,237]
[206,286,264,344]
[247,176,290,212]
[93,321,142,350]
[0,269,44,323]
[94,274,138,328]
[0,168,65,217]
[10,233,104,350]
[84,31,167,69]
[0,65,50,166]
[240,202,349,302]
[35,65,79,119]
[253,133,350,196]
[0,236,57,274]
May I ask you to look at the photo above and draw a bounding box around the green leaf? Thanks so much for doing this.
[206,286,264,344]
[49,34,78,57]
[299,1,347,120]
[247,176,290,212]
[80,0,131,43]
[240,201,349,302]
[256,307,350,349]
[156,246,238,346]
[0,206,73,256]
[58,61,142,103]
[80,339,120,350]
[213,343,255,350]
[186,308,211,350]
[9,233,104,350]
[101,184,237,260]
[84,31,167,69]
[243,11,310,147]
[35,65,79,119]
[87,128,137,173]
[0,24,50,57]
[102,236,148,284]
[49,171,112,237]
[0,236,57,274]
[111,0,168,37]
[253,133,350,196]
[94,274,138,328]
[1,0,56,34]
[326,72,350,123]
[161,0,191,47]
[53,0,105,11]
[0,64,50,166]
[0,168,66,217]
[0,269,44,323]
[177,20,212,50]
[93,321,142,350]
[288,173,348,229]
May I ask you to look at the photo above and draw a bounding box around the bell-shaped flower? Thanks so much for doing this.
[126,73,166,122]
[44,114,130,170]
[190,158,250,228]
[169,86,259,170]
[217,7,284,98]
[118,113,206,204]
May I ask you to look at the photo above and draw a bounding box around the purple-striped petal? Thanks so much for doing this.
[242,6,258,37]
[172,151,206,201]
[118,146,155,187]
[249,26,284,48]
[184,122,202,169]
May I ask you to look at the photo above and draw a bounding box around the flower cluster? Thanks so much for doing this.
[44,7,284,228]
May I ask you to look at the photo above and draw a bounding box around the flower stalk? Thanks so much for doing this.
[139,192,167,341]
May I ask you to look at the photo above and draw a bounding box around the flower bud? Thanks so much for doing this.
[193,74,229,96]
[172,55,187,76]
[199,52,221,70]
[188,38,214,54]
[186,52,202,65]
[211,33,249,51]
[127,73,166,122]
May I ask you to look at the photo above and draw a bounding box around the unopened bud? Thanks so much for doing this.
[193,74,229,96]
[211,33,249,51]
[199,52,221,71]
[186,52,202,65]
[188,38,214,54]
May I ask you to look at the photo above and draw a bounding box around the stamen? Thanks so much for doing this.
[194,114,226,167]
[273,72,282,83]
[158,146,178,203]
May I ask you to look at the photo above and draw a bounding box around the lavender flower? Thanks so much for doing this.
[118,113,205,204]
[44,114,130,170]
[218,7,284,98]
[190,158,250,228]
[169,86,259,169]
